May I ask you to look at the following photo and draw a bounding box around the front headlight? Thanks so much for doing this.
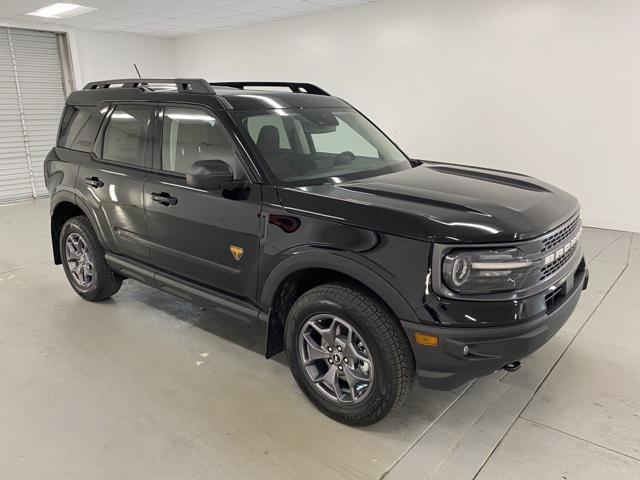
[442,248,535,294]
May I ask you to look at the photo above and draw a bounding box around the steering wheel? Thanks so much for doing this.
[333,151,356,166]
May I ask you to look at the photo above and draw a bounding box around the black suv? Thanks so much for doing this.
[46,78,588,425]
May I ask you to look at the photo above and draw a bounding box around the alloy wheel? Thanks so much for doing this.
[65,232,93,288]
[298,314,375,404]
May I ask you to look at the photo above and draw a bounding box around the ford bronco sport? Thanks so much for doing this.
[46,78,588,425]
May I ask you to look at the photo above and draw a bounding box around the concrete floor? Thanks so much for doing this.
[0,198,638,480]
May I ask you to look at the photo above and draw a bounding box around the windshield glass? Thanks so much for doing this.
[232,108,411,185]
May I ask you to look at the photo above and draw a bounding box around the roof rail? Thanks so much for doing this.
[82,78,213,94]
[210,82,330,96]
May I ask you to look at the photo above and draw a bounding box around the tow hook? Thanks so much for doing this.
[502,361,521,372]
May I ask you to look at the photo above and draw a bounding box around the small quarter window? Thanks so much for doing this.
[102,105,152,166]
[58,106,103,152]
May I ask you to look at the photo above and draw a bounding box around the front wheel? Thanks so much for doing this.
[285,283,415,426]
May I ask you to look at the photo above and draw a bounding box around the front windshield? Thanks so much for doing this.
[232,108,411,185]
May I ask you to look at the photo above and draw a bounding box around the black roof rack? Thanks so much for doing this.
[83,78,213,94]
[210,82,330,96]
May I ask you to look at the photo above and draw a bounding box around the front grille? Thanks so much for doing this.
[540,243,578,280]
[541,216,580,252]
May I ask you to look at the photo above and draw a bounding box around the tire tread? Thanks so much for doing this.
[60,216,122,302]
[287,282,415,425]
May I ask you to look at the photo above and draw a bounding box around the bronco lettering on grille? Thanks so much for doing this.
[543,228,581,266]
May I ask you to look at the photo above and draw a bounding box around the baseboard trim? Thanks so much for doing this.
[582,218,640,234]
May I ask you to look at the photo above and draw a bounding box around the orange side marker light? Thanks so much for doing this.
[414,333,439,347]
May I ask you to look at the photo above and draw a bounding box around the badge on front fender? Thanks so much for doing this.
[229,245,244,261]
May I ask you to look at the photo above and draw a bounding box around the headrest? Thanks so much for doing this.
[256,125,280,153]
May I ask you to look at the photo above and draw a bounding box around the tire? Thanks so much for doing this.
[285,282,415,426]
[59,215,122,302]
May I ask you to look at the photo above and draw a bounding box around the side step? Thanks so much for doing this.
[105,252,259,325]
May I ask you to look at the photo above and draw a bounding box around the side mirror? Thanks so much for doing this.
[186,160,234,190]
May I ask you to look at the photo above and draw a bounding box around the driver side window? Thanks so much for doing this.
[161,106,246,179]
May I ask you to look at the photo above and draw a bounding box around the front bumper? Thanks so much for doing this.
[402,260,588,390]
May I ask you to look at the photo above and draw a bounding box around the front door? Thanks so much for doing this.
[144,105,262,302]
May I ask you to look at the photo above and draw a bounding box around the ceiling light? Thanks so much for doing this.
[26,3,96,19]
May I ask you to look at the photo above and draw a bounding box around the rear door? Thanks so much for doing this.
[76,103,154,261]
[144,105,262,302]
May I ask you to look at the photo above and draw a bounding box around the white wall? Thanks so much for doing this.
[175,0,640,232]
[69,30,175,88]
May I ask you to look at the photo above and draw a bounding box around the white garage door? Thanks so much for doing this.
[0,27,68,203]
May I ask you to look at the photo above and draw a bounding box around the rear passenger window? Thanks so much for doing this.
[102,105,152,166]
[161,106,245,178]
[58,106,103,152]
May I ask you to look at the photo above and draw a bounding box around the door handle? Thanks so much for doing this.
[85,176,104,188]
[151,192,178,206]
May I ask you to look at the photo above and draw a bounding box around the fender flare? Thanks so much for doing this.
[260,249,418,322]
[49,190,74,214]
[50,191,110,262]
[49,190,75,263]
[73,193,111,249]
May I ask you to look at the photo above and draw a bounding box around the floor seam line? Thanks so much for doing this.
[582,226,628,233]
[626,233,633,264]
[587,232,626,265]
[0,261,51,275]
[425,385,510,480]
[471,263,629,479]
[588,259,630,265]
[379,381,475,480]
[0,219,50,238]
[519,417,640,462]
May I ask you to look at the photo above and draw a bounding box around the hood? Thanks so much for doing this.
[276,162,579,243]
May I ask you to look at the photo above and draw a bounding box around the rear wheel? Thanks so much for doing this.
[60,216,122,301]
[285,282,415,426]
